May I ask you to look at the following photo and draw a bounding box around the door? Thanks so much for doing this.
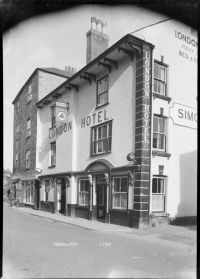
[60,179,66,214]
[35,181,40,209]
[96,176,106,220]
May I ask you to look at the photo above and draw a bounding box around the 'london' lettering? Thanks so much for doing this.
[49,121,72,139]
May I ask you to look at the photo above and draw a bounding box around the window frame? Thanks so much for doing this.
[153,61,168,96]
[153,114,167,152]
[112,176,128,210]
[151,176,166,212]
[15,152,18,168]
[44,180,50,202]
[78,179,90,206]
[25,150,30,170]
[50,141,56,167]
[90,120,112,157]
[96,75,109,108]
[51,106,56,128]
[26,118,31,138]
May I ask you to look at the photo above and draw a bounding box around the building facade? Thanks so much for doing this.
[13,17,197,228]
[12,67,76,208]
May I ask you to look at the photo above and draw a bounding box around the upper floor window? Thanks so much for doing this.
[15,152,18,168]
[153,115,166,151]
[26,119,31,138]
[78,179,90,206]
[27,83,32,103]
[112,176,128,210]
[91,121,112,156]
[152,176,166,212]
[97,76,109,107]
[16,124,19,137]
[153,62,167,96]
[25,150,30,169]
[51,106,56,128]
[50,142,56,166]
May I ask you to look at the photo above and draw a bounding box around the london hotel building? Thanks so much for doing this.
[13,18,197,228]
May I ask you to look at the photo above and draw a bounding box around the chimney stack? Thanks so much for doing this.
[86,17,109,64]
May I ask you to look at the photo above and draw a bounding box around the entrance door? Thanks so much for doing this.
[57,179,66,214]
[35,181,40,209]
[96,177,106,220]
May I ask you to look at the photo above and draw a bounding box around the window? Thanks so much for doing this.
[25,150,30,169]
[152,176,166,211]
[15,152,18,168]
[26,119,31,138]
[50,142,56,166]
[25,182,34,203]
[112,177,128,210]
[16,124,19,137]
[153,115,166,151]
[153,62,167,96]
[44,180,50,202]
[51,106,56,128]
[78,179,90,206]
[97,76,109,107]
[91,121,112,156]
[27,83,32,103]
[16,140,19,150]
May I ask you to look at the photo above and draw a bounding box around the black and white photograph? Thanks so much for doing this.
[2,2,197,278]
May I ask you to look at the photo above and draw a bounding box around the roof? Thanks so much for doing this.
[37,34,155,108]
[12,67,73,104]
[39,68,75,78]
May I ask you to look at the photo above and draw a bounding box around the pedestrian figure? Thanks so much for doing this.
[7,189,12,207]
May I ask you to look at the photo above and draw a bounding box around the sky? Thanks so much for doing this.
[3,5,170,171]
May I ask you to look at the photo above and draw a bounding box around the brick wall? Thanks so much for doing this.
[13,73,38,175]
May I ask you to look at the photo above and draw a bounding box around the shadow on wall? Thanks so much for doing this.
[173,150,197,225]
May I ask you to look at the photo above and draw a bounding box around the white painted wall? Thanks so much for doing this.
[148,20,197,218]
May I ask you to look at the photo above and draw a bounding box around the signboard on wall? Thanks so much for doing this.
[169,102,197,129]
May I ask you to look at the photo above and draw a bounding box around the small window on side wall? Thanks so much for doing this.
[97,76,109,107]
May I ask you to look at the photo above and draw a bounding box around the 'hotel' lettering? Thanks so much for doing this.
[81,109,109,128]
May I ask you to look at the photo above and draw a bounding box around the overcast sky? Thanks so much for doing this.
[3,5,170,171]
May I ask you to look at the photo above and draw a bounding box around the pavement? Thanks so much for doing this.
[3,203,197,278]
[6,202,197,245]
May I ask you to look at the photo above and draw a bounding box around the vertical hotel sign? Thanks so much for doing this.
[133,43,153,227]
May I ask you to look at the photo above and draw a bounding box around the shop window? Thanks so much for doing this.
[50,142,56,166]
[25,182,34,203]
[91,121,112,156]
[97,75,109,107]
[153,62,167,96]
[153,115,166,151]
[26,118,31,138]
[152,176,166,212]
[78,179,90,206]
[27,83,32,103]
[44,180,50,202]
[51,106,56,128]
[25,150,30,169]
[112,177,128,210]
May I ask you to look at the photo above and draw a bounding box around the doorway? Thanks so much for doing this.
[96,176,106,220]
[57,179,66,214]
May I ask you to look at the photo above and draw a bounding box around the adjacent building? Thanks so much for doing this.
[12,67,76,208]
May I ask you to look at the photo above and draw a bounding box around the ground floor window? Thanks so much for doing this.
[78,179,90,206]
[152,176,166,212]
[25,181,34,203]
[44,180,50,202]
[112,176,128,210]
